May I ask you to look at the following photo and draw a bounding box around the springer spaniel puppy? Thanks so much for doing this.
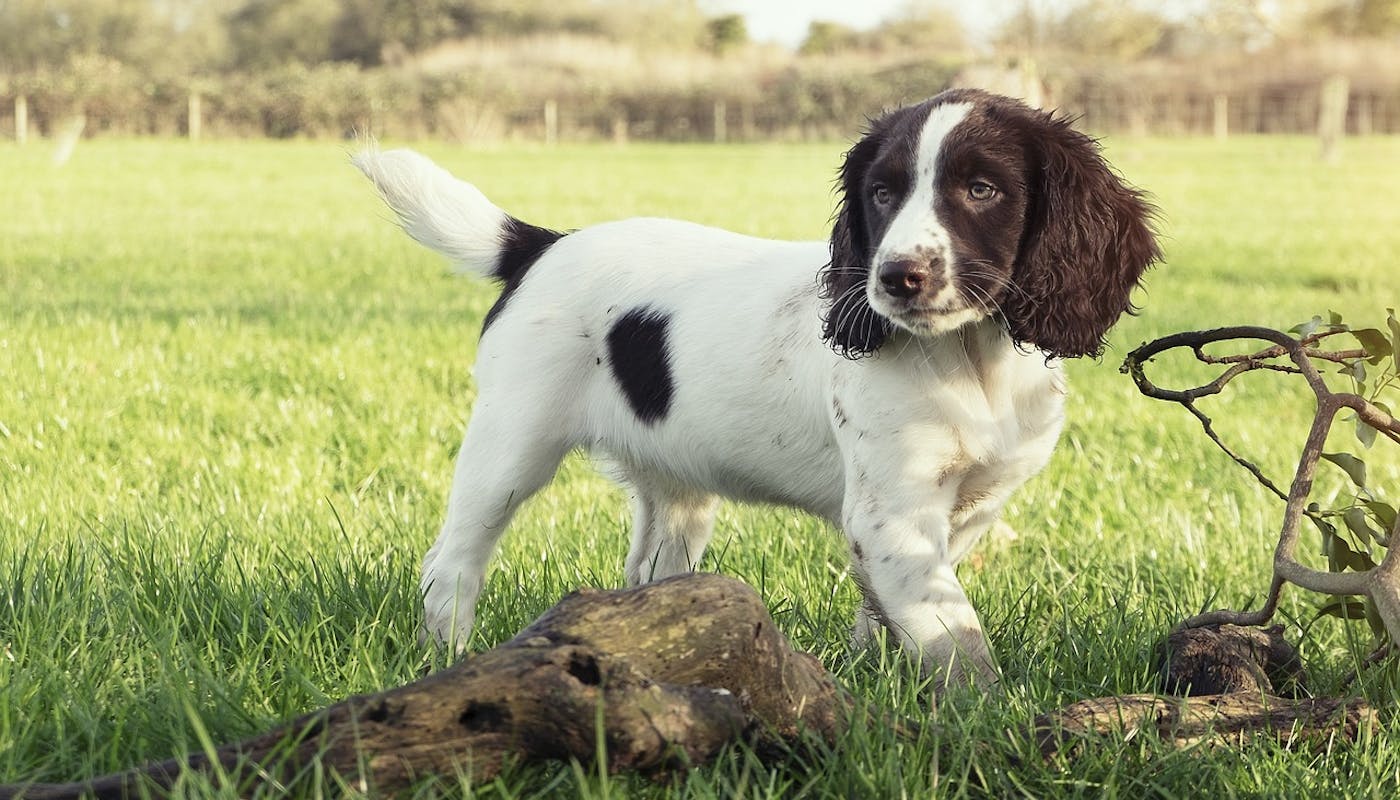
[356,88,1158,689]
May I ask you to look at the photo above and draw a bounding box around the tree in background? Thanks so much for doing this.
[994,0,1168,59]
[800,1,964,56]
[329,0,477,65]
[704,13,748,56]
[226,0,341,70]
[0,0,230,76]
[871,0,966,54]
[798,20,861,56]
[1044,0,1169,59]
[1309,0,1400,35]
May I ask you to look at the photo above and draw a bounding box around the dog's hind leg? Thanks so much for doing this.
[420,403,570,651]
[621,478,720,586]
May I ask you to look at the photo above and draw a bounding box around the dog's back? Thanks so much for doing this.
[355,149,849,512]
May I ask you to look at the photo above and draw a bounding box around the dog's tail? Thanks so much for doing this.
[353,147,563,281]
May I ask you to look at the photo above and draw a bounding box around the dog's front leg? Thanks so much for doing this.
[831,399,998,692]
[842,487,998,691]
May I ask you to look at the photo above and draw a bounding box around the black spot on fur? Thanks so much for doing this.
[606,308,675,424]
[482,216,565,334]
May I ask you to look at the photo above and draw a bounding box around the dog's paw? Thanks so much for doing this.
[420,574,478,653]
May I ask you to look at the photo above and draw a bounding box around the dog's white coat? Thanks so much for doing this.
[355,118,1067,687]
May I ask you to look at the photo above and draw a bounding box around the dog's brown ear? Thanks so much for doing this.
[1004,114,1160,360]
[822,122,893,358]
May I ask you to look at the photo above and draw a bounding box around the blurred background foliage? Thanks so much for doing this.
[1,0,1399,140]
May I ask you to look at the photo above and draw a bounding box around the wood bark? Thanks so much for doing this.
[1031,693,1376,760]
[0,574,855,799]
[1033,621,1375,759]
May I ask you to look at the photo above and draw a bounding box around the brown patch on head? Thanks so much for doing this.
[823,101,937,357]
[931,96,1036,320]
[945,90,1160,359]
[827,88,1158,359]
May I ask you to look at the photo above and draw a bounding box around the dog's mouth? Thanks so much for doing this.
[869,288,987,337]
[890,306,986,336]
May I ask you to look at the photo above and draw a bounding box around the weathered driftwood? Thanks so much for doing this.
[1031,621,1374,759]
[1030,693,1377,759]
[0,574,856,799]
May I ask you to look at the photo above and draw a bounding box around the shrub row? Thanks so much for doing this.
[3,54,1399,141]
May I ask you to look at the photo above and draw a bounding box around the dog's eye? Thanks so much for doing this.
[968,181,997,201]
[870,183,892,207]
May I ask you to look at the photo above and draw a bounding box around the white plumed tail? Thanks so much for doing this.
[353,148,508,277]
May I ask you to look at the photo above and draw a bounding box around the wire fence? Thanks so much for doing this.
[3,62,1398,143]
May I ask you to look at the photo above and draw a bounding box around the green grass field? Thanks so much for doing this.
[2,135,1398,798]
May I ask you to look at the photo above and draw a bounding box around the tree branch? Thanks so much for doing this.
[1122,324,1400,648]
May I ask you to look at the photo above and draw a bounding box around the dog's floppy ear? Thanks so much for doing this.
[1003,113,1160,360]
[822,121,894,358]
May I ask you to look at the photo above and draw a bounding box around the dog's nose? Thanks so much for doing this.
[877,259,932,299]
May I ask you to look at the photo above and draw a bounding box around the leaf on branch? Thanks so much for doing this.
[1365,601,1390,643]
[1343,508,1384,550]
[1307,508,1337,553]
[1290,315,1324,338]
[1364,500,1397,531]
[1351,328,1393,365]
[1316,596,1370,621]
[1355,415,1378,449]
[1341,360,1368,394]
[1326,530,1376,572]
[1321,452,1368,489]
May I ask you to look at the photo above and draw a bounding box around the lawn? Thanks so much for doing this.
[1,134,1398,797]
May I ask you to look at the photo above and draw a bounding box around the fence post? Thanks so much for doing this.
[544,98,558,146]
[1317,74,1349,163]
[188,91,202,141]
[713,100,726,143]
[1213,93,1228,140]
[14,95,26,144]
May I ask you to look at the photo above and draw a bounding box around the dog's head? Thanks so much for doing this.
[823,88,1159,360]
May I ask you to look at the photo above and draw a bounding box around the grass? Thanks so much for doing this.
[1,134,1399,797]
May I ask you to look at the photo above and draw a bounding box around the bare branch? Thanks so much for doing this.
[1123,323,1399,649]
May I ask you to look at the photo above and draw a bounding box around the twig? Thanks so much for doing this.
[1122,325,1400,643]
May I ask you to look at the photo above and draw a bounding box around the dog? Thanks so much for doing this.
[355,88,1158,689]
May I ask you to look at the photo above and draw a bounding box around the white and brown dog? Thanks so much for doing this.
[356,88,1158,689]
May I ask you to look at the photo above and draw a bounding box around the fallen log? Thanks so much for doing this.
[1031,622,1373,759]
[0,574,857,799]
[1030,693,1377,760]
